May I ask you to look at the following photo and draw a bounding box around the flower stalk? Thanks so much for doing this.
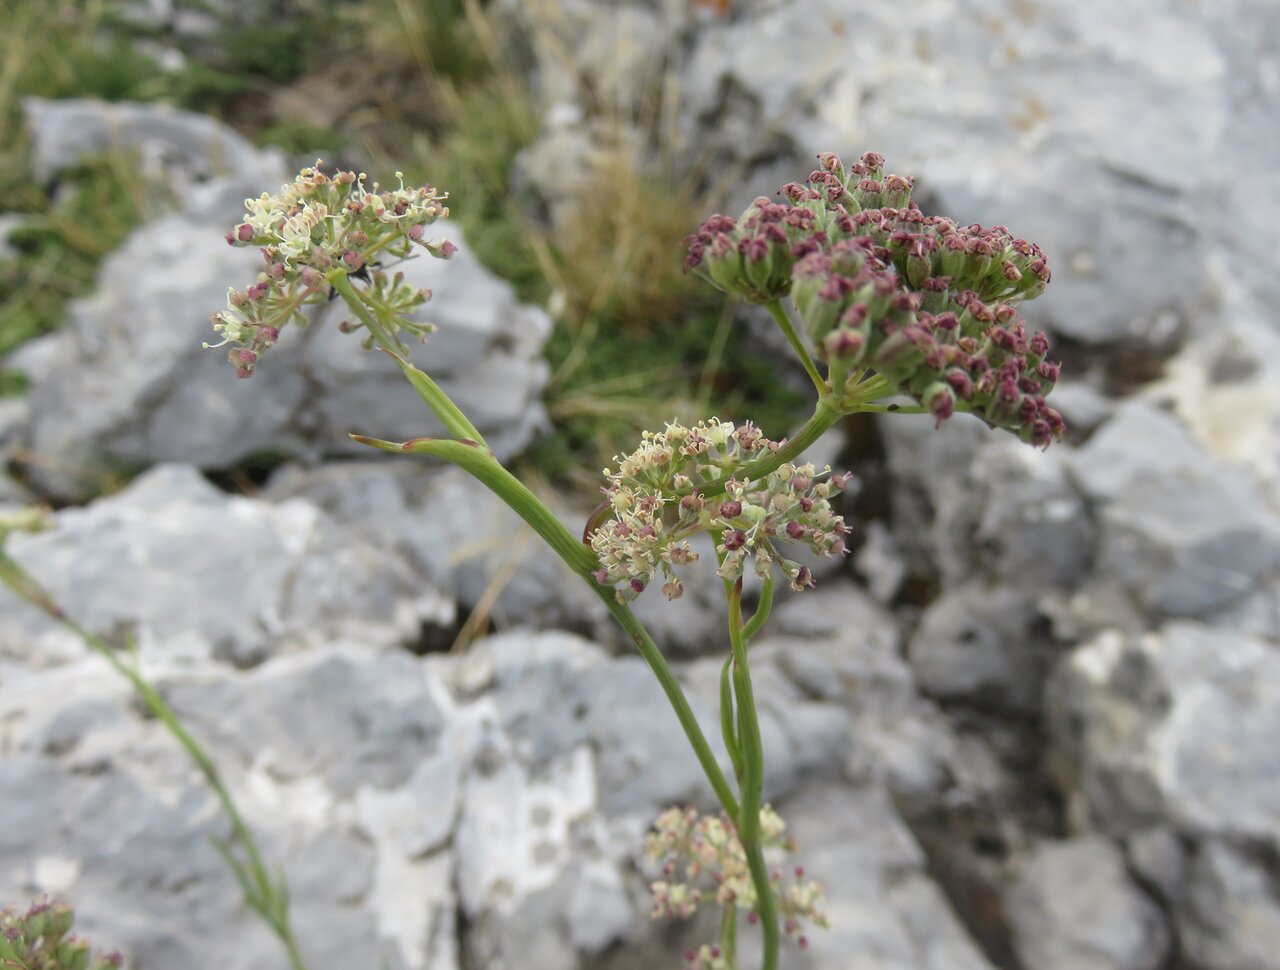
[205,150,1064,969]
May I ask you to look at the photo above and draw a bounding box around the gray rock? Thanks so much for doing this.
[1046,623,1280,843]
[165,646,456,797]
[1125,827,1187,907]
[450,630,728,817]
[1049,380,1117,435]
[0,464,449,665]
[1177,839,1280,970]
[18,214,552,499]
[23,97,285,224]
[908,581,1048,712]
[855,520,907,604]
[677,1,1263,347]
[881,413,1093,592]
[760,782,999,970]
[0,647,459,970]
[765,583,964,799]
[1069,401,1280,616]
[1005,836,1170,970]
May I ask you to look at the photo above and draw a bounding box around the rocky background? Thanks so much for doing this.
[3,1,1280,969]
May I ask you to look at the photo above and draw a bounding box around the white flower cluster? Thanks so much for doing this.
[207,163,453,377]
[645,804,829,955]
[588,419,850,602]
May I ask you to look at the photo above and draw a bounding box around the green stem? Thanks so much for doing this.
[765,299,826,395]
[720,656,744,782]
[354,435,596,575]
[741,576,774,643]
[850,402,929,414]
[677,396,842,501]
[719,904,739,969]
[726,578,779,970]
[329,272,490,449]
[595,589,740,820]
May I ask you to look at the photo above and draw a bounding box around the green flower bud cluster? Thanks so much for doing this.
[645,805,829,958]
[207,164,454,377]
[587,419,850,602]
[0,901,123,969]
[685,152,1065,447]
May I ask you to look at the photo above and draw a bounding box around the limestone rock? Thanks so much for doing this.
[1005,836,1170,970]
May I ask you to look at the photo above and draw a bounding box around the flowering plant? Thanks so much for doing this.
[202,150,1061,969]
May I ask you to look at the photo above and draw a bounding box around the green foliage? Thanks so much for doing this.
[358,0,492,83]
[530,309,806,484]
[0,153,165,372]
[255,120,348,156]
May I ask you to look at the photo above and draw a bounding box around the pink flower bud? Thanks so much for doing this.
[719,500,742,518]
[342,250,364,270]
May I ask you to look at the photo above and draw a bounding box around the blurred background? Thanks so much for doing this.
[2,1,1279,968]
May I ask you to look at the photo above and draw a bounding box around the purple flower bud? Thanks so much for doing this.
[946,369,975,400]
[817,151,845,179]
[724,530,747,550]
[1002,260,1022,282]
[923,382,956,425]
[342,250,364,270]
[237,223,254,242]
[720,500,743,518]
[786,521,806,539]
[440,240,458,257]
[1029,331,1050,357]
[1037,360,1060,382]
[630,578,646,593]
[408,223,425,240]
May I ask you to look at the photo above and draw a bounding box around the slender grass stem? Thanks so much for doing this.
[0,552,307,970]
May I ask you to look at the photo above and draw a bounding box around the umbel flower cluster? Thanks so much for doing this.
[1,900,123,969]
[646,805,829,966]
[587,419,851,602]
[684,151,1064,447]
[207,164,455,377]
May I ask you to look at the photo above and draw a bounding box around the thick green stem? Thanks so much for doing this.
[726,578,779,970]
[764,299,826,395]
